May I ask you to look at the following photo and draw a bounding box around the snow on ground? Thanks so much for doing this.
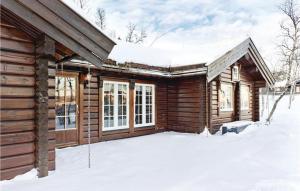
[1,95,300,191]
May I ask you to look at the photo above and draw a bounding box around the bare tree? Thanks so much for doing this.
[125,22,147,44]
[126,23,137,43]
[95,8,106,30]
[74,0,90,13]
[266,0,300,122]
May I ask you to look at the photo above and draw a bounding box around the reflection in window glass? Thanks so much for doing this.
[118,84,127,127]
[103,82,128,131]
[220,83,233,111]
[135,85,143,125]
[56,117,65,130]
[241,85,250,110]
[104,83,114,128]
[55,76,78,130]
[145,86,153,124]
[135,84,154,127]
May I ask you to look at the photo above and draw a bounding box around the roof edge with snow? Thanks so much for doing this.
[207,38,275,87]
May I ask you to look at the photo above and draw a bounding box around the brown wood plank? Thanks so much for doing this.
[19,0,110,59]
[0,74,35,86]
[0,62,35,75]
[0,24,33,42]
[0,164,34,180]
[1,0,104,66]
[0,51,35,65]
[0,120,34,133]
[0,109,34,121]
[1,153,35,170]
[0,142,35,157]
[1,131,35,145]
[0,86,35,97]
[0,98,34,109]
[0,38,34,53]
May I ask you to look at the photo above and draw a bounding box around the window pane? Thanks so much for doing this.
[117,84,127,127]
[118,116,122,126]
[110,106,114,115]
[123,106,126,115]
[220,84,233,110]
[65,103,76,116]
[135,85,143,125]
[104,94,109,105]
[55,77,65,103]
[66,115,76,129]
[55,103,65,116]
[104,82,115,129]
[65,77,76,102]
[104,117,109,128]
[56,117,65,130]
[241,86,249,110]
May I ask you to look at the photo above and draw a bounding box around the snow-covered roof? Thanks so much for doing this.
[109,42,172,67]
[108,37,251,68]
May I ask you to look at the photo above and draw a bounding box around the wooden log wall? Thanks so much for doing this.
[0,19,54,180]
[167,76,206,133]
[209,64,258,133]
[78,74,168,144]
[47,59,56,172]
[81,75,100,144]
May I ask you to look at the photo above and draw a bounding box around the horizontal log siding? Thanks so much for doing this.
[0,19,55,180]
[80,76,168,144]
[209,64,261,134]
[82,75,99,144]
[0,20,36,180]
[48,62,56,172]
[167,76,206,133]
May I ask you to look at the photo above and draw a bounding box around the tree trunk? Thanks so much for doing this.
[266,89,288,123]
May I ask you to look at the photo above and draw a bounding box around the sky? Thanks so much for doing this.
[64,0,291,67]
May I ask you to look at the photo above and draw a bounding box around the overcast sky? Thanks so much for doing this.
[65,0,289,67]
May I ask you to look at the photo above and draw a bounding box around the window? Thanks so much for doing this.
[232,66,240,81]
[135,84,155,127]
[55,76,78,130]
[103,81,129,131]
[241,85,250,110]
[220,83,233,111]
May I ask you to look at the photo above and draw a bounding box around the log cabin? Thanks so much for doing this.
[0,0,275,180]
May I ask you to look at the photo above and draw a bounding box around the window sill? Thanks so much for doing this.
[220,109,233,112]
[134,126,155,131]
[102,126,129,132]
[134,124,155,129]
[55,128,77,131]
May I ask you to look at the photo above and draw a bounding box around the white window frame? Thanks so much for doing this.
[102,81,129,131]
[134,83,155,128]
[232,66,240,81]
[220,83,234,112]
[240,85,250,110]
